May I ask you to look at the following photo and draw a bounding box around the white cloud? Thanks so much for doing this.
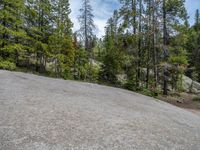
[94,19,107,37]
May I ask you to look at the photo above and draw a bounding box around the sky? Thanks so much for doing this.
[69,0,200,38]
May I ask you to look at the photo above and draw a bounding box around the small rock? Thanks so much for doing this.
[177,100,183,104]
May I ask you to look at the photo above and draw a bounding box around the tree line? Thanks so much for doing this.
[0,0,200,95]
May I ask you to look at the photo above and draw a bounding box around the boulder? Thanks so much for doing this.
[197,93,200,97]
[182,75,200,93]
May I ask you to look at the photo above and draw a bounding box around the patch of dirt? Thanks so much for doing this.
[159,93,200,116]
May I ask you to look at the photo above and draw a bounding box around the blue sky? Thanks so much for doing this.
[69,0,200,37]
[185,0,200,25]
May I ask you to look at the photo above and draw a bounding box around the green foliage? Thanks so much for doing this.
[61,65,71,79]
[89,62,100,82]
[124,79,160,97]
[193,96,200,102]
[169,47,188,65]
[195,9,200,25]
[100,48,124,83]
[99,11,126,84]
[185,12,200,82]
[1,0,199,98]
[78,0,95,51]
[124,79,137,91]
[0,0,26,65]
[0,60,16,70]
[140,89,155,97]
[48,34,75,78]
[73,48,89,80]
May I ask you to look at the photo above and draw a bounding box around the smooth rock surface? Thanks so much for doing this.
[0,70,200,150]
[182,75,200,93]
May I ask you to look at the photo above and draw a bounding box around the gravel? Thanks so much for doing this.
[0,70,200,150]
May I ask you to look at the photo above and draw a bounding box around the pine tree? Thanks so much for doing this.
[28,0,52,72]
[187,9,200,82]
[100,11,125,84]
[49,0,75,78]
[78,0,95,52]
[161,0,188,95]
[119,0,137,33]
[119,0,138,89]
[144,0,153,89]
[0,0,27,70]
[195,9,200,26]
[78,0,96,81]
[162,0,168,95]
[136,0,143,89]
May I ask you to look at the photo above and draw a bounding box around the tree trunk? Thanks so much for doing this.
[163,0,168,95]
[152,0,157,91]
[136,0,142,89]
[131,0,136,34]
[146,0,151,89]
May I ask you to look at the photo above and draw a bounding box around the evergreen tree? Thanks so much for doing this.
[161,0,188,95]
[0,0,197,96]
[100,11,125,84]
[186,9,200,82]
[78,0,96,81]
[0,0,27,70]
[195,9,200,26]
[49,0,75,78]
[78,0,95,52]
[36,0,52,72]
[119,0,138,89]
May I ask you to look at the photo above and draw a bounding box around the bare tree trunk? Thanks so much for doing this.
[152,0,158,93]
[84,0,88,51]
[136,0,142,89]
[163,0,168,95]
[146,0,151,89]
[131,0,136,35]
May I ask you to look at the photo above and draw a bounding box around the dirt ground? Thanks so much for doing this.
[159,93,200,116]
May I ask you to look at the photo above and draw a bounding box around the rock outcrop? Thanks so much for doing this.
[182,75,200,94]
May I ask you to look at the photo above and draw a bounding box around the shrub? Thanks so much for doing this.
[124,80,137,91]
[193,96,200,102]
[0,60,16,70]
[140,88,155,97]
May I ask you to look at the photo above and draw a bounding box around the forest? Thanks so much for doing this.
[1,0,200,97]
